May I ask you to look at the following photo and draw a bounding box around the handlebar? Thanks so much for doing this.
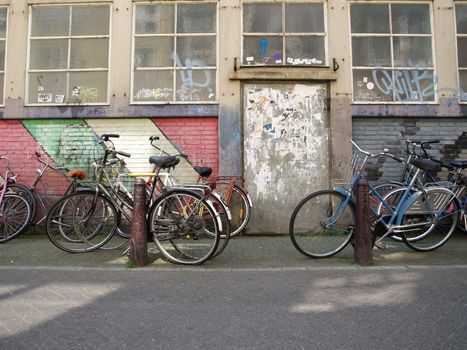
[149,135,188,159]
[98,134,131,159]
[33,152,69,172]
[350,140,404,163]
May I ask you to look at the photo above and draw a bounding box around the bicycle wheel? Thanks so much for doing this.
[206,194,231,259]
[5,183,36,224]
[214,182,251,237]
[46,191,118,253]
[148,189,220,265]
[456,187,467,232]
[100,191,132,250]
[0,194,31,243]
[400,187,459,252]
[289,190,355,258]
[369,182,403,213]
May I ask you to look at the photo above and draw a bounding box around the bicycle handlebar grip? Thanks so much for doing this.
[149,135,160,141]
[422,139,440,144]
[115,150,131,158]
[101,134,120,141]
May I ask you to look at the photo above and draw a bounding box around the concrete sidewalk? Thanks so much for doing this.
[1,230,467,270]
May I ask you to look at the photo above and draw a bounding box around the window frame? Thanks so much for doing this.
[130,1,219,105]
[349,1,437,104]
[0,6,8,107]
[241,0,328,67]
[455,2,467,104]
[26,3,112,106]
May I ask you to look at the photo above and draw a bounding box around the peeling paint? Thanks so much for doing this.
[243,83,330,233]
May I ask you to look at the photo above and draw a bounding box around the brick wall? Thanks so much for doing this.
[352,117,467,183]
[152,117,219,177]
[0,120,70,195]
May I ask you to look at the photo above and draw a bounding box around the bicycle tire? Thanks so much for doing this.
[456,187,467,232]
[400,187,459,252]
[289,190,355,258]
[5,183,36,224]
[148,189,220,265]
[46,191,118,253]
[100,190,132,250]
[214,182,251,237]
[207,194,231,259]
[0,194,31,243]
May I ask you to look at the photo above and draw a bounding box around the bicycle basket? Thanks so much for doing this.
[331,153,365,190]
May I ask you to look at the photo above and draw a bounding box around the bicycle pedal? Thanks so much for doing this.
[375,242,386,250]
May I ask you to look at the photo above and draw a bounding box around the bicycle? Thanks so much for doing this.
[3,152,84,229]
[0,156,31,243]
[289,140,461,258]
[46,134,222,265]
[149,135,252,237]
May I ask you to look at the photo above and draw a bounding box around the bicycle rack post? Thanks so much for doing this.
[354,177,373,266]
[129,178,148,267]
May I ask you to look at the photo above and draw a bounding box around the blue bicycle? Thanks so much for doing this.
[289,140,461,258]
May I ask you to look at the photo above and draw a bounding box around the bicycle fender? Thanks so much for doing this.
[396,188,462,225]
[333,188,356,206]
[211,192,232,221]
[205,198,223,232]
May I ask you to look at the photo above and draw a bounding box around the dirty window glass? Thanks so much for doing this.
[456,4,467,102]
[351,3,434,103]
[242,1,326,66]
[132,2,217,103]
[28,5,110,105]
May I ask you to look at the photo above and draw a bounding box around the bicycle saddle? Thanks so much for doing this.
[450,160,467,169]
[410,158,441,172]
[193,166,212,178]
[149,156,179,169]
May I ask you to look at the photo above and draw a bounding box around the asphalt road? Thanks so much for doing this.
[1,266,466,349]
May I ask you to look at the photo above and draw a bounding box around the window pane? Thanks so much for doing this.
[243,4,282,33]
[393,37,432,67]
[351,4,389,33]
[30,39,68,69]
[393,69,435,102]
[456,5,467,34]
[72,5,109,36]
[458,38,467,67]
[177,4,216,33]
[353,69,393,102]
[133,70,174,102]
[31,6,69,37]
[286,36,325,65]
[352,37,391,66]
[175,69,216,101]
[135,37,173,68]
[70,38,109,69]
[243,36,283,65]
[28,72,66,104]
[285,4,324,33]
[176,37,216,66]
[135,4,174,34]
[0,41,4,69]
[0,8,7,38]
[392,4,430,34]
[69,72,107,103]
[460,71,467,101]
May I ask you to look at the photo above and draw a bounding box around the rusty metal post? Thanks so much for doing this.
[354,177,373,266]
[129,178,148,267]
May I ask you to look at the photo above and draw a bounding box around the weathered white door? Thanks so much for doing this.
[243,83,330,233]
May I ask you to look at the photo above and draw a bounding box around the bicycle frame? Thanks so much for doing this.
[334,142,460,245]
